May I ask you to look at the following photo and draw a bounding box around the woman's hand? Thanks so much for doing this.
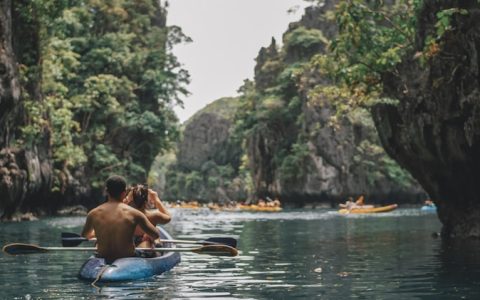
[123,190,133,205]
[139,233,155,249]
[148,189,158,205]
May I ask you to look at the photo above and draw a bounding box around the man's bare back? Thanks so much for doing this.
[81,175,160,262]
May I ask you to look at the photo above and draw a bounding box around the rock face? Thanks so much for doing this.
[283,4,338,63]
[0,1,22,217]
[160,98,246,202]
[178,111,240,171]
[0,1,93,219]
[1,0,174,218]
[300,98,422,202]
[373,0,480,238]
[0,1,55,219]
[0,1,20,131]
[246,0,424,205]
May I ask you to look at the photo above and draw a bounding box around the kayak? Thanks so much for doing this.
[338,204,398,214]
[78,227,181,282]
[170,204,201,209]
[238,205,282,212]
[421,205,436,212]
[208,204,282,212]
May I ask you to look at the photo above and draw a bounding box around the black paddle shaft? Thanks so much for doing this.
[61,232,237,248]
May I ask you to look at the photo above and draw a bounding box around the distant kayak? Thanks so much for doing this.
[208,204,282,212]
[238,205,282,212]
[339,204,398,214]
[171,204,201,209]
[421,205,437,212]
[78,227,180,282]
[168,202,201,209]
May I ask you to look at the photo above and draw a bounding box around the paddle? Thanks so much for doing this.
[61,232,237,248]
[3,243,238,257]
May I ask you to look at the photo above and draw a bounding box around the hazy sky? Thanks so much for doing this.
[167,0,308,122]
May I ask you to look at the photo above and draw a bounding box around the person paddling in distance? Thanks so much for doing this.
[340,195,374,211]
[81,175,161,263]
[124,184,172,248]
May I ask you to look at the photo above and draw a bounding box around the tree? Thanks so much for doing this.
[16,0,190,195]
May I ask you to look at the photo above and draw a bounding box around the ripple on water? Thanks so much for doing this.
[2,208,475,299]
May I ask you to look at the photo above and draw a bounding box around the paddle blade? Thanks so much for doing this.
[203,237,237,248]
[61,232,80,239]
[61,232,88,247]
[2,243,47,255]
[193,245,238,257]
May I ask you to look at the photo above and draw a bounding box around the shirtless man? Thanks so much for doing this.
[81,175,160,263]
[124,184,171,248]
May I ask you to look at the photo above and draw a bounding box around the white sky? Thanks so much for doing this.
[167,0,308,122]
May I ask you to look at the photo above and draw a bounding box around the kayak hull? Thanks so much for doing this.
[238,205,282,212]
[209,204,282,212]
[421,205,437,212]
[78,227,180,282]
[339,204,398,214]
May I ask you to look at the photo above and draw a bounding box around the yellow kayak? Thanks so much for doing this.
[238,205,282,212]
[170,204,201,209]
[338,204,398,214]
[209,204,282,212]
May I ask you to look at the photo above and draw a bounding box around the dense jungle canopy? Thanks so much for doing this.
[0,0,189,214]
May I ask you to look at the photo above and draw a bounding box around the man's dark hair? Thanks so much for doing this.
[105,175,127,200]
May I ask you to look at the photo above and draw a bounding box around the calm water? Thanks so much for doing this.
[1,208,480,299]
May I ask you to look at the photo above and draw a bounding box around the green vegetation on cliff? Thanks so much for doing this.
[330,0,480,237]
[231,3,418,200]
[184,97,240,127]
[154,2,422,204]
[14,0,189,191]
[151,97,247,202]
[324,0,462,108]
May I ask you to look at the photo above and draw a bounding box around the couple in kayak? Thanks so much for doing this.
[339,195,374,210]
[81,175,171,263]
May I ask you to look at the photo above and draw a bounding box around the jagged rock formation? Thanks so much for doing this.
[157,97,247,202]
[254,38,282,91]
[178,102,241,171]
[283,4,337,63]
[0,0,54,219]
[373,0,480,238]
[0,0,22,217]
[246,0,424,205]
[1,0,176,219]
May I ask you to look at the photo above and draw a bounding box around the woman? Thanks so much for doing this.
[124,184,172,248]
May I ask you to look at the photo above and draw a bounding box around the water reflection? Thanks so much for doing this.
[4,209,480,299]
[423,239,480,299]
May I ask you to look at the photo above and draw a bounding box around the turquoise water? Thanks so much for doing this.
[1,208,479,299]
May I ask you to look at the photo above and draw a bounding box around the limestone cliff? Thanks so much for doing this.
[373,0,480,237]
[0,0,54,219]
[0,0,176,219]
[157,97,247,202]
[245,0,424,205]
[156,0,424,206]
[178,98,241,171]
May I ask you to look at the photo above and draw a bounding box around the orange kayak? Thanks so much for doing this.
[209,204,282,212]
[338,204,398,214]
[169,204,201,209]
[238,205,282,212]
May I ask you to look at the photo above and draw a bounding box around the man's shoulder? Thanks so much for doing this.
[87,205,101,214]
[88,202,112,214]
[119,203,142,216]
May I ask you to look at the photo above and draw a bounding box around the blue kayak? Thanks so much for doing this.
[421,205,437,212]
[78,227,181,282]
